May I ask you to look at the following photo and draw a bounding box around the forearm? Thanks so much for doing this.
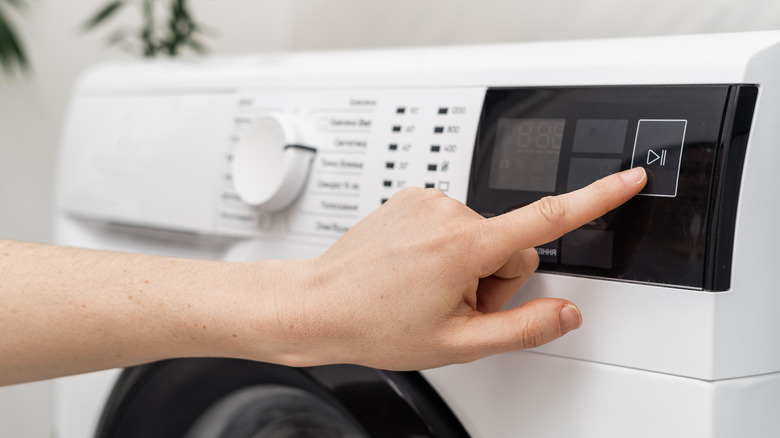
[0,239,290,385]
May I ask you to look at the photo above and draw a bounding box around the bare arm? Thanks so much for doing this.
[0,241,295,385]
[0,167,645,385]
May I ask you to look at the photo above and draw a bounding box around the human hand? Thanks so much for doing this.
[0,167,645,385]
[260,167,647,371]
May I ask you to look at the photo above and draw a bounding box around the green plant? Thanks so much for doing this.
[84,0,209,57]
[0,0,29,75]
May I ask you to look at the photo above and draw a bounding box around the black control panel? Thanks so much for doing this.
[467,86,757,290]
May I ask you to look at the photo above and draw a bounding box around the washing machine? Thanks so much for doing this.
[54,32,780,437]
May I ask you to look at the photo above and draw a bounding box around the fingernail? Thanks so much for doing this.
[619,167,646,185]
[559,304,582,335]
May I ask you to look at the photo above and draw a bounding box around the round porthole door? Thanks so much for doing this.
[96,358,468,438]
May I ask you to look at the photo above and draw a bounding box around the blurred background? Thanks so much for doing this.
[1,0,779,435]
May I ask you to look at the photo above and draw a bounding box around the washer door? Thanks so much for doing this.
[95,358,468,438]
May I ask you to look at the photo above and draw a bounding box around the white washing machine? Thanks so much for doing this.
[54,32,780,437]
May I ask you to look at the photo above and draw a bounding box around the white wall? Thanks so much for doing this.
[288,0,780,49]
[1,0,779,436]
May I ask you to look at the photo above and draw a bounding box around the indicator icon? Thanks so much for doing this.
[646,149,667,166]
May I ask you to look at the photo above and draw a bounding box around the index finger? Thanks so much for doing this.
[484,166,647,257]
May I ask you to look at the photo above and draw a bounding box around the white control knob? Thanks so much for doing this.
[231,115,316,212]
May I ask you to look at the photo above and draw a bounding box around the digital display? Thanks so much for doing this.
[488,118,565,192]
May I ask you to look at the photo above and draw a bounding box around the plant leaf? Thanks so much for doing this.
[105,27,131,48]
[82,0,126,32]
[77,0,211,60]
[0,8,29,74]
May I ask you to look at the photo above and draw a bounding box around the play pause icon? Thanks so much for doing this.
[631,119,687,197]
[646,149,667,166]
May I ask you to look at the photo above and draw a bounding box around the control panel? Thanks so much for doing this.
[470,86,756,290]
[216,88,486,238]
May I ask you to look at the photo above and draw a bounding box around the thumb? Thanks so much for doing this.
[460,299,582,355]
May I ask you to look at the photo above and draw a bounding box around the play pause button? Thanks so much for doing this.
[630,119,687,197]
[646,149,667,166]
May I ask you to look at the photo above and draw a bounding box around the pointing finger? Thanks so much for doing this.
[483,167,646,260]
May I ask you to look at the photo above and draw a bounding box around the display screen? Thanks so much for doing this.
[488,118,565,192]
[468,86,758,291]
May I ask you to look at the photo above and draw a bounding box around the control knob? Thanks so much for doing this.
[231,115,316,212]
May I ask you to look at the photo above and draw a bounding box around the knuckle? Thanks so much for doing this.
[518,317,546,349]
[591,177,613,201]
[533,196,568,232]
[395,186,424,199]
[395,186,446,204]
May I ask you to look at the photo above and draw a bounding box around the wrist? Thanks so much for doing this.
[181,258,318,367]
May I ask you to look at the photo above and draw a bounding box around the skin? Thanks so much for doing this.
[0,167,646,386]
